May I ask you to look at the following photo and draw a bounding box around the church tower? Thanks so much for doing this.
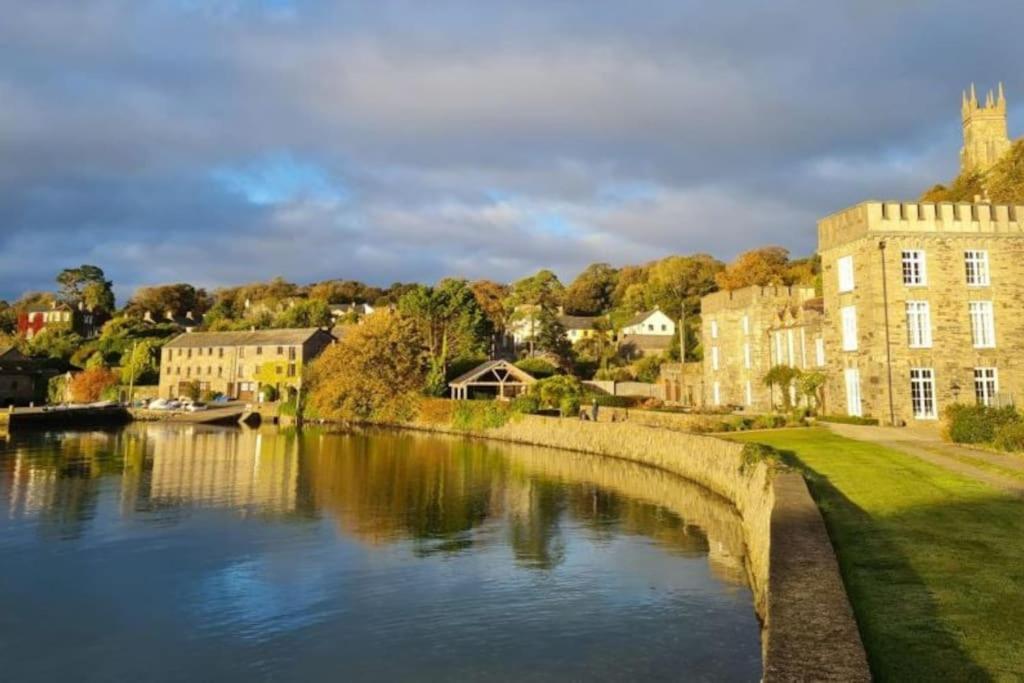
[961,83,1010,173]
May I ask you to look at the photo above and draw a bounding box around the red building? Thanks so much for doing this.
[17,302,105,339]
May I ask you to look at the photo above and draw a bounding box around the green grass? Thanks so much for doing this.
[730,428,1024,681]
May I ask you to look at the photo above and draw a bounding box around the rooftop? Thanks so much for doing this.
[163,327,331,349]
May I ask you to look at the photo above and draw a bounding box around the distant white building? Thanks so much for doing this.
[328,302,375,322]
[620,308,676,336]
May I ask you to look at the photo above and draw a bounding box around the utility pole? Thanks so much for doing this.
[126,341,138,407]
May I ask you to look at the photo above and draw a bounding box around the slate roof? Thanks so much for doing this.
[163,328,331,349]
[557,314,598,330]
[622,309,663,327]
[449,359,537,386]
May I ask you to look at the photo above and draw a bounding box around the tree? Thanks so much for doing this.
[763,365,802,411]
[644,254,723,362]
[920,169,985,202]
[272,299,333,328]
[529,375,584,416]
[508,269,565,309]
[56,265,114,312]
[28,328,84,362]
[127,283,208,317]
[563,263,617,315]
[0,301,15,335]
[470,279,511,351]
[68,367,119,403]
[120,341,158,385]
[715,247,792,291]
[307,310,430,422]
[634,355,665,383]
[399,279,490,395]
[986,139,1024,204]
[611,265,648,308]
[799,371,827,414]
[533,309,572,368]
[573,318,618,372]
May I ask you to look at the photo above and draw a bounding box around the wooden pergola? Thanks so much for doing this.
[449,360,537,400]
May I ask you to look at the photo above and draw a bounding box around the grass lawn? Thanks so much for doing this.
[730,428,1024,681]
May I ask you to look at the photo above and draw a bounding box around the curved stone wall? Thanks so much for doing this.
[397,414,871,682]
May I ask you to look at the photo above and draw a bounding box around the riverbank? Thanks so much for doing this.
[731,428,1024,680]
[383,411,870,682]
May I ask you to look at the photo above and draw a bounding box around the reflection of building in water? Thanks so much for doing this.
[147,427,299,513]
[6,448,58,519]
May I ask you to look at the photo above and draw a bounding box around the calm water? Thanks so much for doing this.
[0,425,761,682]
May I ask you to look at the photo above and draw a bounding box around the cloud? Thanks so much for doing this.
[0,0,1021,301]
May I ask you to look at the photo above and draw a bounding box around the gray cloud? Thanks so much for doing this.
[1,0,1022,301]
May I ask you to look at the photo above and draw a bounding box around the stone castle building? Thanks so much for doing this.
[158,328,335,401]
[694,84,1022,425]
[701,286,825,410]
[961,83,1011,174]
[819,200,1024,424]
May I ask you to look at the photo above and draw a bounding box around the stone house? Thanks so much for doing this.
[660,361,704,407]
[701,286,825,410]
[819,200,1024,425]
[158,328,335,401]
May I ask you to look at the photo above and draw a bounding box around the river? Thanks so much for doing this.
[0,424,761,681]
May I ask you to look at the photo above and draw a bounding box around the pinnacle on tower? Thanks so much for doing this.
[986,90,994,108]
[970,83,978,108]
[998,82,1006,109]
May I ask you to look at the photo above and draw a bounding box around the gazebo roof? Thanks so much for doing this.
[449,359,537,387]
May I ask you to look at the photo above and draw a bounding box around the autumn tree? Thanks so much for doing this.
[611,265,648,308]
[127,283,209,318]
[306,279,382,304]
[0,301,14,335]
[57,265,115,313]
[307,310,430,422]
[534,309,573,369]
[120,340,158,385]
[986,139,1024,204]
[562,263,617,315]
[272,299,333,329]
[715,247,792,291]
[69,367,119,403]
[920,169,985,202]
[470,279,511,349]
[507,269,565,310]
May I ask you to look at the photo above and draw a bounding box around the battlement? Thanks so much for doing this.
[962,82,1006,121]
[701,284,817,314]
[818,200,1024,251]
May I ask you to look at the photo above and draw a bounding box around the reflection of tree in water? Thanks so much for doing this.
[505,477,567,569]
[304,431,502,553]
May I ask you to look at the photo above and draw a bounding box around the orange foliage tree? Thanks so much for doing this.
[68,367,119,403]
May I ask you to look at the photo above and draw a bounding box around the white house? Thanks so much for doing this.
[620,308,676,336]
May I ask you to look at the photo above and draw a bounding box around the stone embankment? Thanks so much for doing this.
[400,414,871,682]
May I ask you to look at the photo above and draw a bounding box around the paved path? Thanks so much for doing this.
[824,422,1024,498]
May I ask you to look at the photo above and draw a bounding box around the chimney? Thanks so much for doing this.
[185,311,194,321]
[143,310,154,323]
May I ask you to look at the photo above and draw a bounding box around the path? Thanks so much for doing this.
[824,422,1024,497]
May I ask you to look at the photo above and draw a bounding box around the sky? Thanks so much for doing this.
[1,0,1022,303]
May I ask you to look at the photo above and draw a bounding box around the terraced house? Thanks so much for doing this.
[158,328,335,401]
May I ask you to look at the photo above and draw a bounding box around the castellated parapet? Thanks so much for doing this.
[819,201,1024,252]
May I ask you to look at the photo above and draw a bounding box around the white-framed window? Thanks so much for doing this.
[841,306,858,351]
[786,329,795,366]
[815,337,826,367]
[837,255,855,293]
[844,368,862,417]
[743,342,751,370]
[711,346,720,371]
[710,320,719,339]
[774,331,785,365]
[742,315,750,335]
[965,250,990,286]
[974,367,999,407]
[901,250,927,286]
[800,328,808,368]
[910,368,937,419]
[745,380,753,406]
[712,381,721,406]
[969,301,995,348]
[905,301,932,348]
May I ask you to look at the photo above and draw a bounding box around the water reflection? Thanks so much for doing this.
[1,425,748,582]
[0,424,760,682]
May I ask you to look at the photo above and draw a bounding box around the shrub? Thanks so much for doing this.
[514,357,558,379]
[451,400,513,431]
[47,374,69,405]
[179,380,201,402]
[752,414,787,430]
[633,355,665,383]
[589,394,641,408]
[510,394,541,415]
[944,404,1020,444]
[594,366,634,382]
[416,398,455,425]
[994,422,1024,452]
[200,390,217,402]
[559,395,581,417]
[260,385,280,402]
[529,375,584,416]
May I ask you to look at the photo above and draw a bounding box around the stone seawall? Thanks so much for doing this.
[398,414,870,682]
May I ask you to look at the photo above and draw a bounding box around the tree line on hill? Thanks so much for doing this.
[1,247,818,401]
[922,139,1024,204]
